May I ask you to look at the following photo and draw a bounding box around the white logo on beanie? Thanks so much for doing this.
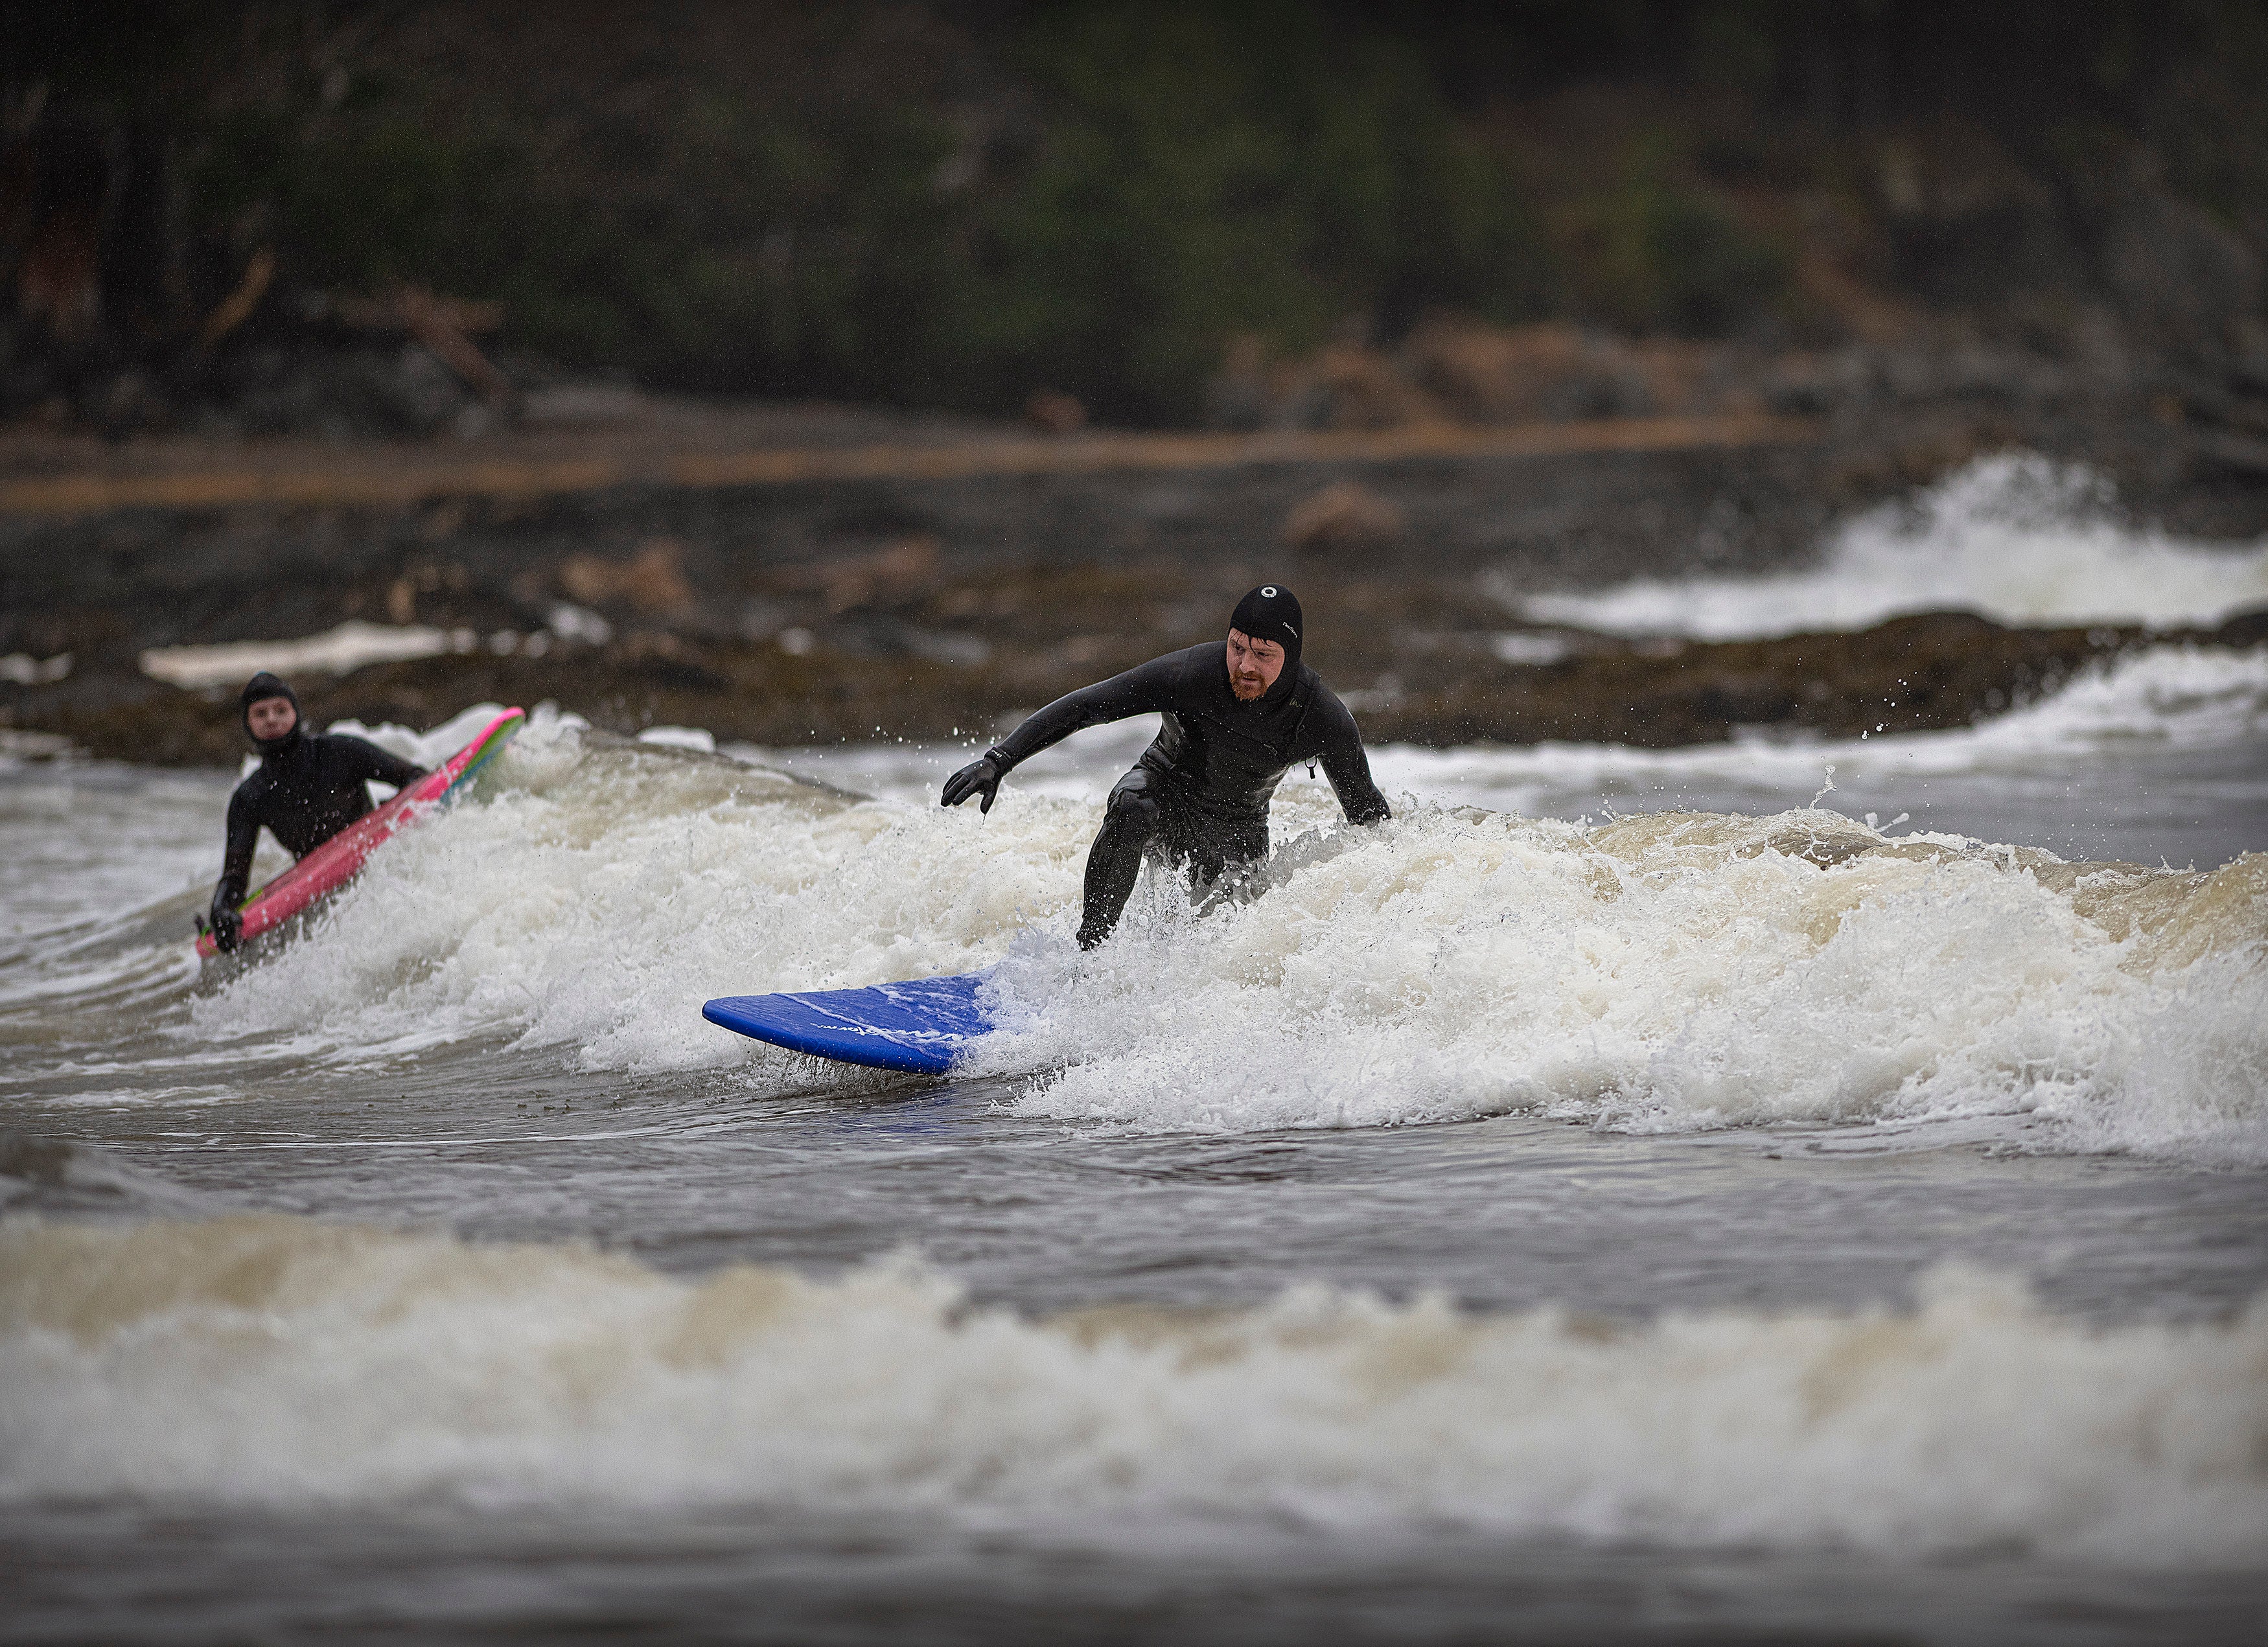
[1260,586,1277,597]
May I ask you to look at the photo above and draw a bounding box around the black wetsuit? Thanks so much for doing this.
[213,730,427,917]
[987,643,1390,944]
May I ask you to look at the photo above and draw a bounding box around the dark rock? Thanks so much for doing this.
[96,369,171,437]
[379,343,476,436]
[1361,611,2139,750]
[1887,170,2083,312]
[2188,432,2268,479]
[2212,606,2268,649]
[2095,190,2262,360]
[1282,481,1406,555]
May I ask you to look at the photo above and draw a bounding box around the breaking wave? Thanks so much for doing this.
[159,705,2268,1163]
[1520,454,2268,639]
[981,812,2268,1160]
[2,1214,2260,1565]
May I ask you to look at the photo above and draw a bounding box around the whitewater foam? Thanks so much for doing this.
[0,1215,2258,1564]
[186,708,1091,1072]
[1519,454,2268,639]
[164,697,2268,1160]
[978,811,2267,1161]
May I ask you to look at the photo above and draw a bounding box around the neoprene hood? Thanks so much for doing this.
[241,671,301,755]
[1230,584,1302,671]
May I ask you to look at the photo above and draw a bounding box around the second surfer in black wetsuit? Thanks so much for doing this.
[940,584,1390,947]
[205,671,428,952]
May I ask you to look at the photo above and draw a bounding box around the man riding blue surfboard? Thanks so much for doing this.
[940,583,1391,947]
[706,584,1394,1071]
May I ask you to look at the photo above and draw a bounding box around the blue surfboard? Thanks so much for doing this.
[702,972,994,1074]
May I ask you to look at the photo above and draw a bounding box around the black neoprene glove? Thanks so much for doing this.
[207,888,242,954]
[940,755,1003,813]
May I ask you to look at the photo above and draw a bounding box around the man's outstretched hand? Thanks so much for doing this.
[941,755,1002,813]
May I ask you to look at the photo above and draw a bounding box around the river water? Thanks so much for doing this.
[5,467,2267,1644]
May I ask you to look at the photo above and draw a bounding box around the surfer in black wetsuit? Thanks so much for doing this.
[205,672,428,952]
[940,584,1390,947]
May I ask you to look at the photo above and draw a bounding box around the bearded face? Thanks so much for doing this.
[1226,628,1284,701]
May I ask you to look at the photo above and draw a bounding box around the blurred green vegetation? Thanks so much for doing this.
[952,3,1558,417]
[1557,134,1792,337]
[5,0,2264,422]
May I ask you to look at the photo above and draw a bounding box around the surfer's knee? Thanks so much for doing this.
[1104,771,1159,836]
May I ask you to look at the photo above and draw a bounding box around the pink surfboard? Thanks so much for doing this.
[196,708,524,960]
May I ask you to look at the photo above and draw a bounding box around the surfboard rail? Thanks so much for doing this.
[196,706,525,960]
[702,972,994,1074]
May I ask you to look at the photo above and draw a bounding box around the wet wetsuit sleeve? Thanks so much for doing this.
[332,734,428,792]
[215,785,261,908]
[1312,693,1391,825]
[988,652,1190,770]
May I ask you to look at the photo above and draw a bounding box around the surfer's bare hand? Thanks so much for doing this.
[942,756,1001,813]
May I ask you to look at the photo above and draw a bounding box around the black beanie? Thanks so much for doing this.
[240,671,301,750]
[1229,584,1302,672]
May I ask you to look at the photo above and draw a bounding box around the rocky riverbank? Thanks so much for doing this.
[8,550,2264,769]
[5,374,2265,770]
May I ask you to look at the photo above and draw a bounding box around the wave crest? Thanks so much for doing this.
[1519,453,2268,639]
[3,1215,2261,1563]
